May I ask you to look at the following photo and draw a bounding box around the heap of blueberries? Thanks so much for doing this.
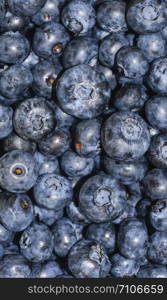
[1,0,167,279]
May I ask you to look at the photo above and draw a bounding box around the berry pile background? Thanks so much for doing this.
[0,0,167,278]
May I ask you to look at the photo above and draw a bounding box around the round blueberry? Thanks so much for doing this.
[142,168,167,200]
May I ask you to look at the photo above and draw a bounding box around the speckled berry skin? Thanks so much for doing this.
[20,222,54,263]
[147,57,167,94]
[68,239,111,278]
[145,96,167,130]
[0,150,39,193]
[56,64,110,119]
[34,205,63,226]
[7,0,47,17]
[13,98,56,141]
[149,199,167,231]
[147,231,167,265]
[2,132,36,154]
[66,201,91,225]
[147,133,167,168]
[137,264,167,278]
[33,173,73,210]
[0,192,34,232]
[79,175,126,223]
[110,253,140,278]
[0,105,13,139]
[0,0,5,24]
[0,223,14,246]
[142,168,167,200]
[101,111,150,161]
[30,260,63,278]
[0,254,31,278]
[34,151,60,176]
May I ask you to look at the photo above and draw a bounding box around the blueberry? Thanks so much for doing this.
[56,64,110,119]
[145,96,167,130]
[137,32,166,63]
[0,11,30,33]
[114,83,148,112]
[92,26,109,41]
[34,151,60,175]
[116,46,149,79]
[112,203,137,225]
[95,64,117,91]
[34,205,63,226]
[66,201,91,225]
[53,104,76,130]
[62,37,98,69]
[142,168,167,200]
[99,33,129,68]
[0,0,5,24]
[61,0,95,35]
[20,222,54,263]
[97,0,127,33]
[86,222,116,254]
[68,239,111,278]
[110,253,140,278]
[33,173,73,210]
[0,105,13,139]
[0,254,31,278]
[150,199,167,231]
[2,132,36,154]
[52,217,83,257]
[13,97,56,141]
[33,21,70,59]
[0,192,34,232]
[101,111,150,161]
[0,32,30,64]
[4,245,19,256]
[74,118,101,158]
[136,198,151,218]
[103,156,148,185]
[0,244,4,260]
[147,231,167,265]
[60,151,94,177]
[79,174,126,223]
[31,260,63,278]
[148,133,167,168]
[22,50,40,69]
[8,0,47,17]
[118,218,148,259]
[32,59,62,99]
[0,150,39,193]
[38,129,71,157]
[0,65,33,99]
[147,57,167,94]
[126,0,167,34]
[0,223,14,246]
[137,264,167,278]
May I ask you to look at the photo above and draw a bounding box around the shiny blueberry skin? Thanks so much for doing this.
[33,21,70,59]
[31,260,63,278]
[0,150,39,193]
[118,218,148,259]
[86,222,115,254]
[97,0,127,33]
[147,231,167,265]
[114,83,148,112]
[61,0,95,35]
[53,104,76,130]
[150,199,167,231]
[103,156,148,185]
[0,192,34,232]
[33,173,73,210]
[148,133,167,168]
[137,264,167,278]
[74,118,101,158]
[147,57,167,94]
[60,151,94,177]
[101,111,150,161]
[0,65,33,99]
[112,203,136,225]
[0,223,14,246]
[2,132,36,154]
[52,217,83,257]
[136,198,151,218]
[34,151,60,176]
[0,11,30,33]
[0,105,13,139]
[22,50,40,69]
[32,59,62,99]
[68,239,111,278]
[99,33,129,68]
[34,205,63,226]
[56,64,110,119]
[145,96,167,130]
[0,254,31,278]
[38,129,71,157]
[66,201,91,225]
[142,168,167,200]
[137,32,166,63]
[20,222,54,263]
[116,46,149,79]
[126,0,167,34]
[13,97,55,141]
[62,37,98,69]
[95,64,117,91]
[110,253,140,278]
[7,0,47,17]
[0,32,30,64]
[32,0,66,25]
[79,175,126,223]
